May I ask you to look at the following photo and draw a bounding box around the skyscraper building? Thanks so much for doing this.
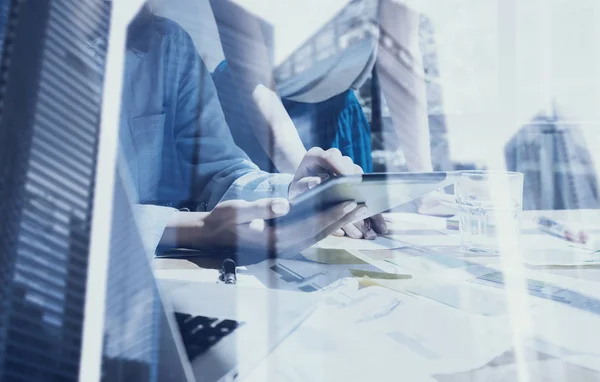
[274,0,378,85]
[0,0,9,58]
[0,1,110,380]
[273,0,452,171]
[418,14,452,171]
[505,106,599,210]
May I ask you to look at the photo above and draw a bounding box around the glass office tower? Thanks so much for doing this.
[0,0,9,58]
[0,0,110,380]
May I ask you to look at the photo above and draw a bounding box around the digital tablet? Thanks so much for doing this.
[267,171,461,226]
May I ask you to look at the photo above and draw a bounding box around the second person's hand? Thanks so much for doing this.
[289,147,388,239]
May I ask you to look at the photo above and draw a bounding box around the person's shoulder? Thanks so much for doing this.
[128,8,195,55]
[152,16,195,49]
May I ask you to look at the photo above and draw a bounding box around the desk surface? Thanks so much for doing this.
[154,209,600,277]
[154,209,600,381]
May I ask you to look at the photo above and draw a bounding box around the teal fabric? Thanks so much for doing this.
[283,89,373,173]
[212,60,373,173]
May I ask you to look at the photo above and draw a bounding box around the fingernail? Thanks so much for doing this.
[271,200,290,214]
[378,223,388,235]
[354,206,368,218]
[366,229,377,240]
[343,202,358,214]
[308,178,321,189]
[348,230,363,239]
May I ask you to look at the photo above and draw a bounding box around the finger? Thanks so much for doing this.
[354,220,376,240]
[351,164,364,174]
[304,147,357,176]
[291,176,322,197]
[317,173,331,182]
[332,228,345,237]
[370,214,388,235]
[216,198,290,224]
[275,201,363,252]
[342,223,364,239]
[323,149,356,175]
[280,205,368,257]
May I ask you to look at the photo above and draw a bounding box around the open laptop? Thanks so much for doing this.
[158,277,318,381]
[96,152,320,382]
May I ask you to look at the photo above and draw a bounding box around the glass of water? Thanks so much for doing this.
[455,171,524,254]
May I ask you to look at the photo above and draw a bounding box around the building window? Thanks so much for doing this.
[293,45,313,73]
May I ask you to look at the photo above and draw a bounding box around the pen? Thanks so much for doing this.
[537,216,589,244]
[219,258,237,284]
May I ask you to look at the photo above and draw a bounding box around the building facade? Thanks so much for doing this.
[274,0,452,172]
[274,0,378,84]
[505,109,599,210]
[0,1,110,380]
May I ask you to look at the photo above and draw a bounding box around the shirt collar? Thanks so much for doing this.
[126,5,155,55]
[87,4,155,57]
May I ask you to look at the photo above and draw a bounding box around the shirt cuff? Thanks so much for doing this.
[132,204,178,258]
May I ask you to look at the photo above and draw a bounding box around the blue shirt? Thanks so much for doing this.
[119,11,292,212]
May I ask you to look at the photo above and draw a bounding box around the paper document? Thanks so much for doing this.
[406,280,509,317]
[241,253,407,292]
[469,270,600,316]
[522,248,600,267]
[386,231,461,248]
[247,284,515,381]
[301,247,371,264]
[433,345,600,381]
[244,283,436,382]
[315,235,407,251]
[527,291,600,367]
[358,246,473,276]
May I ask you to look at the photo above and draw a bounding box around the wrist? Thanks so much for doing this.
[159,211,210,249]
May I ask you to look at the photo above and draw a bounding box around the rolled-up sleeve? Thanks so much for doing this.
[132,204,177,256]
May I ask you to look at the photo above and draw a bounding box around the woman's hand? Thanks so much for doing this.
[290,147,388,239]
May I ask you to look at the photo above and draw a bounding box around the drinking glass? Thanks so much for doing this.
[455,171,524,253]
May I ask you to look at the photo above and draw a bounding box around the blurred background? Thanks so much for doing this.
[154,0,600,210]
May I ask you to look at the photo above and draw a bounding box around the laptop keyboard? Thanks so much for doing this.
[174,312,242,361]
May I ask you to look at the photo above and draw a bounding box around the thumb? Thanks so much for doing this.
[227,198,290,224]
[290,176,324,199]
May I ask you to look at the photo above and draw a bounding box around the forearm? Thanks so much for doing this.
[251,84,306,173]
[254,125,306,174]
[395,115,433,172]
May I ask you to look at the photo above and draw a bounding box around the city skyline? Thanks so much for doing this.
[233,0,600,169]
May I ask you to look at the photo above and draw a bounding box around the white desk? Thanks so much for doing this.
[154,209,600,381]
